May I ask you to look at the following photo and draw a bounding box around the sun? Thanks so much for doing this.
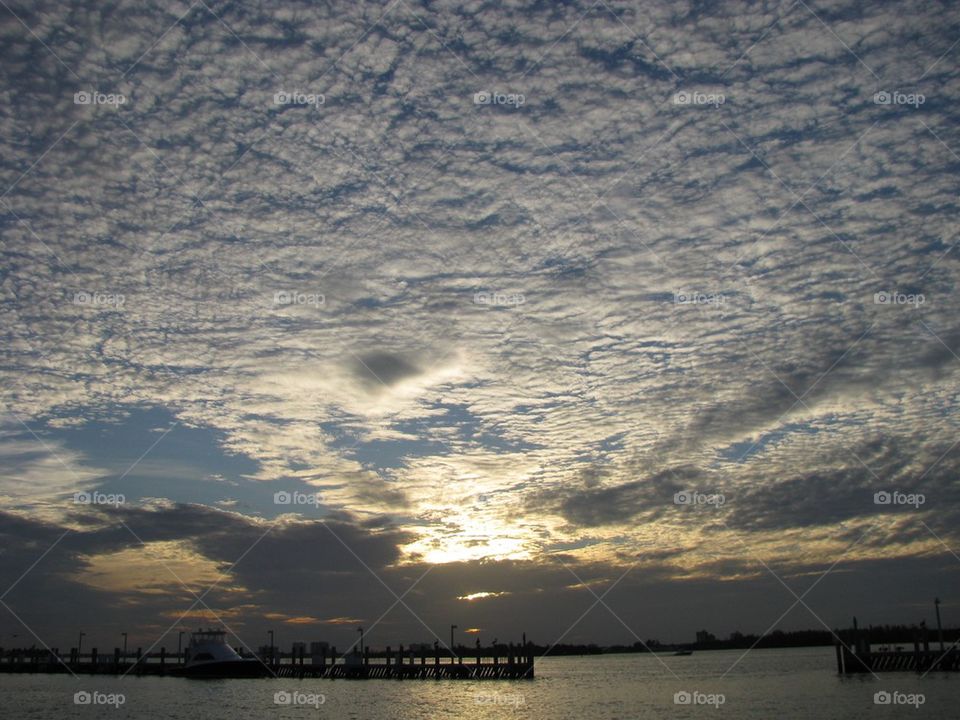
[402,514,532,564]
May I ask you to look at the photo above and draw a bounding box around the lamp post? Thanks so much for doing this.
[268,630,275,665]
[78,632,85,659]
[357,627,364,656]
[178,631,185,663]
[450,624,458,661]
[121,633,128,663]
[935,598,944,652]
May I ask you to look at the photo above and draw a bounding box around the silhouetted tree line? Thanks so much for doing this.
[531,624,960,655]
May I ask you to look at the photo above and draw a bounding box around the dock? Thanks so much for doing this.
[836,644,960,674]
[0,642,535,680]
[836,611,959,674]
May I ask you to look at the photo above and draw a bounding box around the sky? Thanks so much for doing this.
[1,0,959,657]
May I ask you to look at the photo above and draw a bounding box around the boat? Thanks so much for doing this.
[173,628,271,678]
[672,649,693,656]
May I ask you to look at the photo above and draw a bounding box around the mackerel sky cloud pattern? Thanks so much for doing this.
[0,0,958,644]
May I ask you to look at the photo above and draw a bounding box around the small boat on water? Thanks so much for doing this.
[672,649,693,656]
[173,628,270,679]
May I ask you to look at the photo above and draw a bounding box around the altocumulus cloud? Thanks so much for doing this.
[0,0,959,644]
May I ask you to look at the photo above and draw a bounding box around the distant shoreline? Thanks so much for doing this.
[533,625,960,657]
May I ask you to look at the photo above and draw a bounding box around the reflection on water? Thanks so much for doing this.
[1,647,956,719]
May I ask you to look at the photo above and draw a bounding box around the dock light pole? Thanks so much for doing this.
[268,630,275,665]
[357,627,364,656]
[935,598,944,652]
[121,633,127,662]
[78,632,85,658]
[178,631,185,663]
[450,624,458,661]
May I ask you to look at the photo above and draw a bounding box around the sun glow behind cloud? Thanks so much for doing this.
[74,541,228,597]
[401,500,538,564]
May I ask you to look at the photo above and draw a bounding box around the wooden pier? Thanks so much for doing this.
[836,613,959,674]
[0,642,535,680]
[836,644,959,674]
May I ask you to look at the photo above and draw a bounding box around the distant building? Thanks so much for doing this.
[310,641,329,665]
[696,630,716,644]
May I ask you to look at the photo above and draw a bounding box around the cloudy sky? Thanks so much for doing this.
[1,0,959,655]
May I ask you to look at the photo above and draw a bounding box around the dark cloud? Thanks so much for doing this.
[548,466,704,527]
[725,434,960,531]
[2,506,958,653]
[351,351,423,389]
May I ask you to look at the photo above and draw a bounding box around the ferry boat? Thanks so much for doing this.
[175,628,270,678]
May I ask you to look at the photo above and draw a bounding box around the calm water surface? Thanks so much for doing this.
[0,647,954,718]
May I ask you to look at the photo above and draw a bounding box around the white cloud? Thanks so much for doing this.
[1,0,958,573]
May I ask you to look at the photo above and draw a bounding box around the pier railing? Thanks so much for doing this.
[0,643,535,680]
[835,619,960,674]
[836,643,959,674]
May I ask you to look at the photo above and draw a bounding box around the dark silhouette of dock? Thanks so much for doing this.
[0,641,535,680]
[836,611,960,674]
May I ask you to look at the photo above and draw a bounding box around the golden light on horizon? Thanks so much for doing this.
[264,613,322,625]
[457,591,509,601]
